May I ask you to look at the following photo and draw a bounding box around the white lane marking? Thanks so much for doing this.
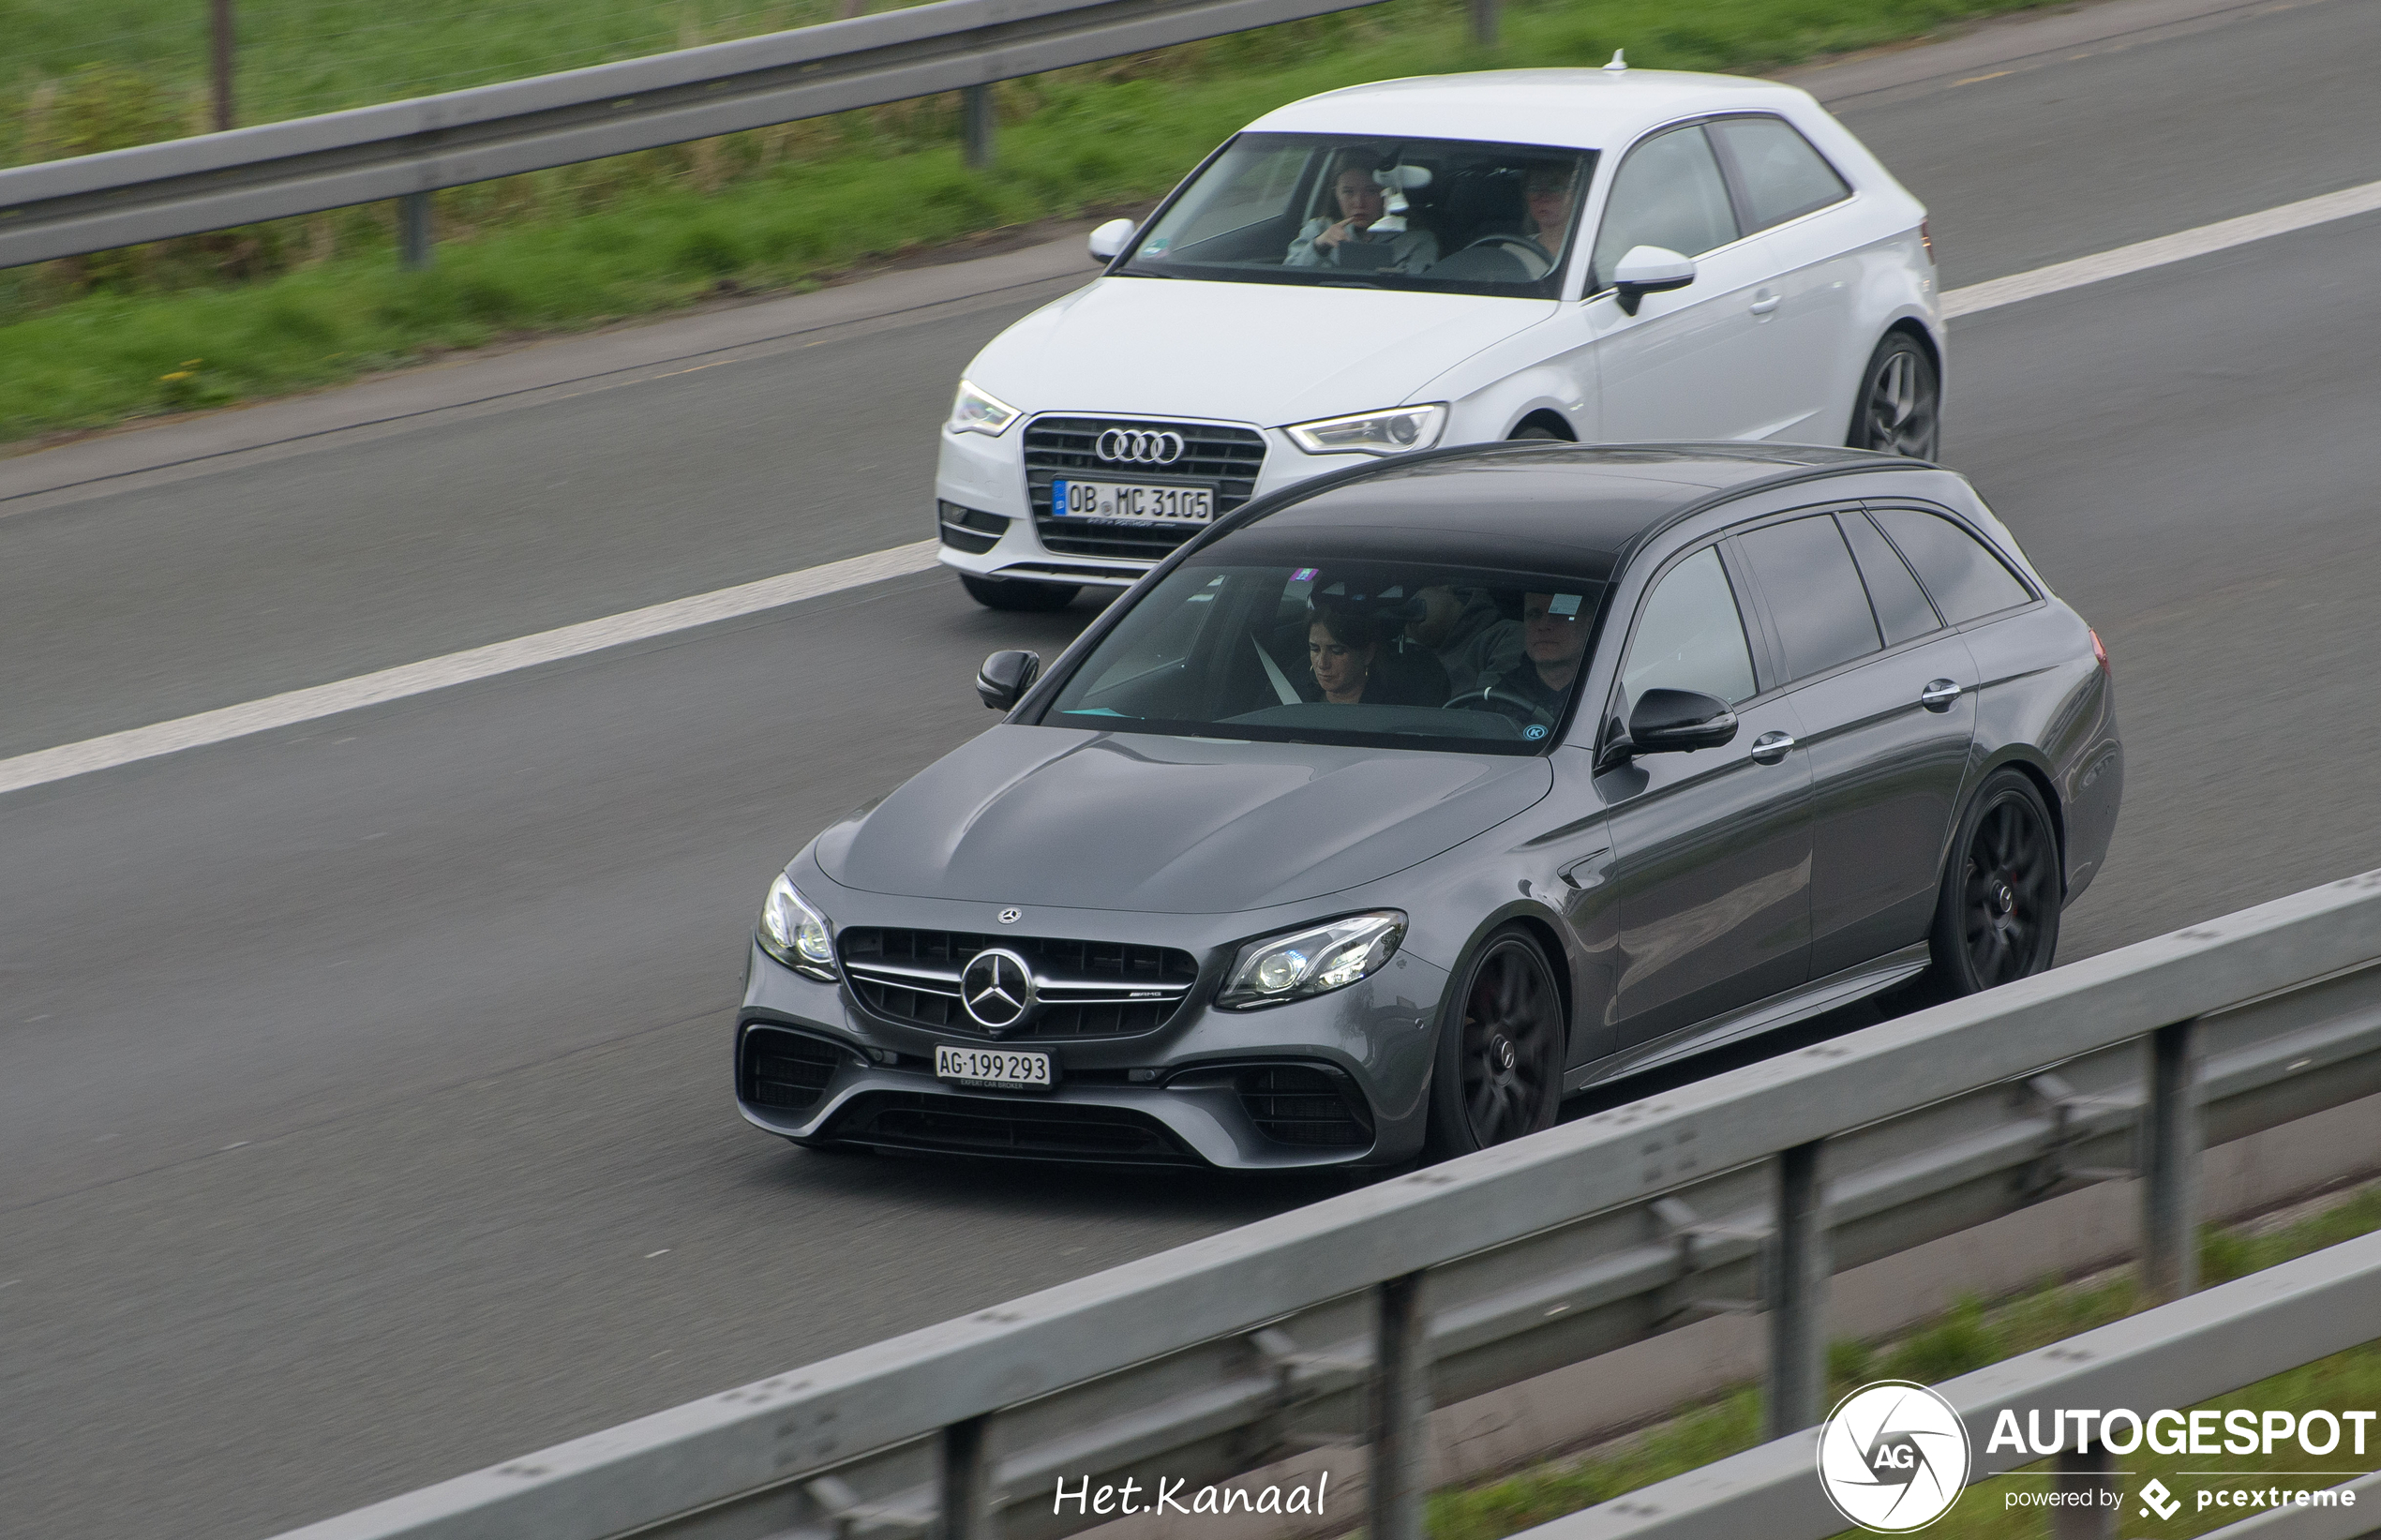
[0,540,939,797]
[1943,177,2381,318]
[5,179,2377,800]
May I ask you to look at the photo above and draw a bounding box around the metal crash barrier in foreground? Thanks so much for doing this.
[278,869,2381,1540]
[1521,1228,2381,1540]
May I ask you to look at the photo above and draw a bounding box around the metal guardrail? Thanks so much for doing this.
[274,868,2381,1540]
[1519,1227,2381,1540]
[0,0,1401,269]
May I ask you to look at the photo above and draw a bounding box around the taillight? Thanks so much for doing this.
[1920,219,1935,263]
[2089,628,2109,675]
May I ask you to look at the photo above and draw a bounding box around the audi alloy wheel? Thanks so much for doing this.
[1849,332,1940,460]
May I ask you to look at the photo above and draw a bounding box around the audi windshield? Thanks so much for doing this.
[1036,540,1610,755]
[1119,134,1596,298]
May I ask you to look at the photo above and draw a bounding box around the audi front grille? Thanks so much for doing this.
[838,928,1199,1039]
[1023,417,1266,561]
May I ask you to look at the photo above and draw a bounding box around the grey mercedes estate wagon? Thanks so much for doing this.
[736,444,2121,1169]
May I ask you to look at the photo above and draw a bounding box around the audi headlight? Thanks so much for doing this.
[1283,403,1446,456]
[1216,912,1406,1009]
[758,871,837,980]
[948,379,1021,437]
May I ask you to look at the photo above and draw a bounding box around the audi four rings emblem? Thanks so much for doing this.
[1095,428,1186,465]
[960,948,1036,1030]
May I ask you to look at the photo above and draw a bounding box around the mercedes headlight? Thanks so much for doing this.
[1216,912,1406,1009]
[1283,403,1446,456]
[948,379,1021,437]
[758,871,837,980]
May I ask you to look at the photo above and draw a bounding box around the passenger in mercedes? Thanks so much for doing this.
[1471,591,1593,719]
[1407,585,1524,695]
[1284,152,1440,273]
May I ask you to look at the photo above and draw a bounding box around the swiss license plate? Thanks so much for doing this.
[936,1044,1054,1088]
[1051,478,1214,525]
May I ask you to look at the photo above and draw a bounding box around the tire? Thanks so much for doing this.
[1426,926,1565,1159]
[1507,422,1567,441]
[960,573,1080,611]
[1848,331,1940,460]
[1923,769,2062,997]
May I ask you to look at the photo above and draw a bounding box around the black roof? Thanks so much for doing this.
[1220,442,1916,578]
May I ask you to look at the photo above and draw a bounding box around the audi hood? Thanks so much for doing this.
[964,277,1555,427]
[815,725,1553,914]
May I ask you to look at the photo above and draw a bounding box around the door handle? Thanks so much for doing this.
[1748,293,1781,316]
[1749,730,1796,765]
[1920,679,1964,711]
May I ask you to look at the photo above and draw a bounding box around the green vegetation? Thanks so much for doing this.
[1432,1184,2381,1540]
[2,0,2071,443]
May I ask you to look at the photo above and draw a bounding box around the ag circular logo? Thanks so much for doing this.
[960,948,1036,1031]
[1522,724,1549,740]
[1817,1382,1970,1533]
[1095,427,1186,465]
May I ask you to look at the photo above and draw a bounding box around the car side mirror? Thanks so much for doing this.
[1612,245,1697,316]
[977,650,1041,710]
[1087,218,1136,263]
[1627,687,1738,754]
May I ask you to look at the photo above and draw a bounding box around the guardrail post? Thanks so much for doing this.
[1765,1139,1831,1438]
[940,1414,994,1540]
[398,192,434,270]
[1466,0,1499,45]
[2142,1017,2202,1303]
[1370,1270,1430,1540]
[963,84,996,169]
[211,0,236,132]
[2050,1440,2116,1539]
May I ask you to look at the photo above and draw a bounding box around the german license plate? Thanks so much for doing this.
[936,1044,1054,1088]
[1051,478,1213,525]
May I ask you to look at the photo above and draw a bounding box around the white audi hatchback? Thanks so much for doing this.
[935,65,1941,609]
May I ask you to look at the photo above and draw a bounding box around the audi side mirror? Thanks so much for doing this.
[977,650,1041,710]
[1612,245,1697,316]
[1087,218,1136,263]
[1628,687,1738,754]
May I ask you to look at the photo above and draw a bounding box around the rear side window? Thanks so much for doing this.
[1707,116,1851,232]
[1734,516,1881,682]
[1840,512,1941,646]
[1871,508,2034,624]
[1590,126,1740,288]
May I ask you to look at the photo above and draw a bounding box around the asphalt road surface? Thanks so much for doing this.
[4,0,2379,1533]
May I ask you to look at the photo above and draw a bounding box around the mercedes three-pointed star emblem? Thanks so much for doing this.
[960,948,1036,1031]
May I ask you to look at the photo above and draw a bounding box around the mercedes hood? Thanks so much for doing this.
[966,277,1554,427]
[816,726,1553,915]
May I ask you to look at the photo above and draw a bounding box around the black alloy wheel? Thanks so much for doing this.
[960,573,1081,612]
[1429,928,1565,1157]
[1926,769,2061,996]
[1849,332,1940,460]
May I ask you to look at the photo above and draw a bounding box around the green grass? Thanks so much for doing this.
[1431,1184,2381,1540]
[1,0,2073,443]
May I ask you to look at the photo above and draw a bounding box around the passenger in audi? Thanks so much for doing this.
[1284,151,1441,273]
[1468,591,1592,721]
[1507,162,1581,277]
